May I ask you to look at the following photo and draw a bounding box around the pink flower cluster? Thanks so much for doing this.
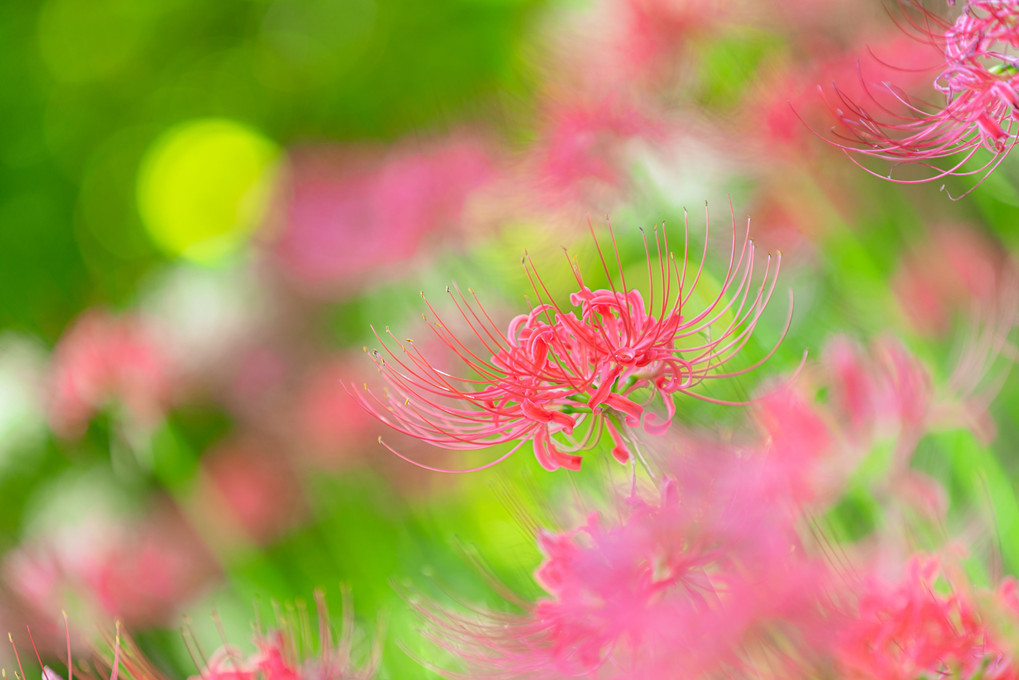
[838,557,1019,680]
[425,444,835,679]
[6,594,379,680]
[193,594,378,680]
[359,206,787,472]
[824,0,1019,191]
[421,387,1019,679]
[3,507,215,629]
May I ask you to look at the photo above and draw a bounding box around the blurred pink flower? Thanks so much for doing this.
[269,135,496,296]
[820,0,1019,193]
[751,0,876,36]
[192,591,380,680]
[359,206,789,472]
[757,331,1016,520]
[1,550,75,657]
[223,344,291,425]
[528,96,660,208]
[79,511,215,627]
[426,452,833,678]
[824,335,932,445]
[48,310,171,439]
[286,354,458,497]
[894,224,1008,335]
[755,384,832,504]
[197,437,304,545]
[762,31,940,157]
[4,507,215,629]
[838,556,1019,680]
[825,325,1017,449]
[609,0,719,80]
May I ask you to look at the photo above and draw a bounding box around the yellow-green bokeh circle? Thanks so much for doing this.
[137,119,279,263]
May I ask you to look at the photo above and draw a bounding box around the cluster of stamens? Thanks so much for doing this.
[357,205,789,472]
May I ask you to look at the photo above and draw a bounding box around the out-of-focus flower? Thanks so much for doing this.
[195,437,304,546]
[755,384,833,504]
[295,357,377,462]
[763,31,940,157]
[82,515,214,627]
[819,0,1019,193]
[824,335,932,445]
[531,96,660,207]
[823,313,1017,451]
[0,551,74,659]
[750,0,879,37]
[268,134,496,296]
[820,335,946,517]
[838,555,1019,680]
[191,591,380,680]
[48,310,172,439]
[895,224,1009,335]
[359,206,789,472]
[424,451,832,678]
[609,0,719,80]
[4,507,215,629]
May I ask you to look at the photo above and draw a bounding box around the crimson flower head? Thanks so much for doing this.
[821,0,1019,195]
[357,204,790,472]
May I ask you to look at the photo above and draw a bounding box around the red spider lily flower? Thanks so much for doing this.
[357,204,791,472]
[360,300,590,473]
[5,594,379,680]
[837,556,1019,680]
[190,590,381,680]
[765,30,940,157]
[418,455,834,679]
[816,0,1019,196]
